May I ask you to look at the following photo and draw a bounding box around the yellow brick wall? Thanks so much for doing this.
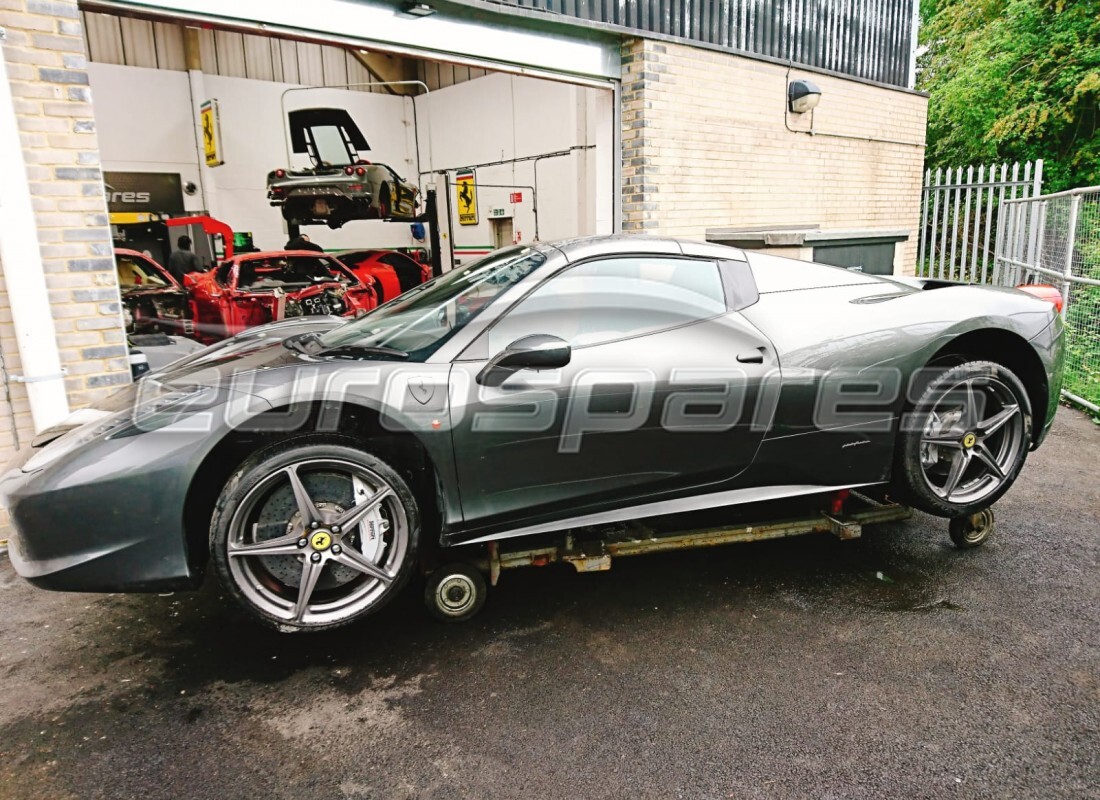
[0,0,128,479]
[620,39,928,271]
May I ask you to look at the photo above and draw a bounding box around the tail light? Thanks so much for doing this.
[274,168,286,178]
[344,166,355,175]
[355,166,366,176]
[1017,283,1064,313]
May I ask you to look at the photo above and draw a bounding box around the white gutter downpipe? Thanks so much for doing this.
[0,29,71,433]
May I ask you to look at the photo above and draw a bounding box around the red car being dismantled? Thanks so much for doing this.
[338,249,432,304]
[185,251,377,344]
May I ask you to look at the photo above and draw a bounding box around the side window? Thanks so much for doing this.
[486,256,726,353]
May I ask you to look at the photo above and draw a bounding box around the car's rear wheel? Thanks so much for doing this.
[895,360,1032,517]
[378,183,392,219]
[210,441,419,632]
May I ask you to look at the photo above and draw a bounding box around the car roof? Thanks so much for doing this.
[546,234,746,262]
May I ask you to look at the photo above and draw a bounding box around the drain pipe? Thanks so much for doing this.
[0,30,71,432]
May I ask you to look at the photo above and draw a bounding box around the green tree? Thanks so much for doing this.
[918,0,1100,191]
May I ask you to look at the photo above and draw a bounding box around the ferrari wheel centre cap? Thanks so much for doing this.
[962,432,977,449]
[310,530,333,551]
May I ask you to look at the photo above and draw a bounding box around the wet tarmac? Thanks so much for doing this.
[0,408,1097,799]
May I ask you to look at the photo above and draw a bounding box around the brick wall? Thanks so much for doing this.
[0,0,128,476]
[620,38,928,271]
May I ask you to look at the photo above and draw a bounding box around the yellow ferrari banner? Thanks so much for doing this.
[200,100,224,167]
[456,171,478,225]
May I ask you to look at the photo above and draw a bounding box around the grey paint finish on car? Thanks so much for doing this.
[0,235,1064,630]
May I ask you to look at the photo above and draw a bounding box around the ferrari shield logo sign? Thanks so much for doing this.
[456,170,478,225]
[200,100,224,167]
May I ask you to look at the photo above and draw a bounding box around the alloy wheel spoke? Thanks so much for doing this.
[922,431,964,447]
[228,532,302,558]
[940,450,971,499]
[332,488,391,531]
[286,464,321,527]
[978,404,1019,437]
[292,556,325,623]
[962,380,981,430]
[331,547,393,584]
[972,443,1006,481]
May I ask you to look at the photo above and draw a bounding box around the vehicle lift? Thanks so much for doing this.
[420,491,997,622]
[287,188,446,278]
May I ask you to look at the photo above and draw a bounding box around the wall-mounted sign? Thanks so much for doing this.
[455,170,478,225]
[200,99,224,167]
[488,207,511,219]
[103,172,184,214]
[509,192,523,204]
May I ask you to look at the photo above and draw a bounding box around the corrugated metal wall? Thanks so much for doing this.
[81,12,393,92]
[80,11,493,93]
[485,0,915,86]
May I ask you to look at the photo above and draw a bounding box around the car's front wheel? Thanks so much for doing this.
[210,441,419,632]
[895,360,1032,517]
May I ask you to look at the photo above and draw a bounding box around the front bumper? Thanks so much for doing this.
[0,390,265,592]
[0,426,210,592]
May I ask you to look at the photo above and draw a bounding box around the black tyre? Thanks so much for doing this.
[896,360,1032,517]
[378,183,392,219]
[210,440,419,632]
[424,562,486,622]
[949,508,995,549]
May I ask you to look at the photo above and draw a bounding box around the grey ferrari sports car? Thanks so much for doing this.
[0,236,1064,631]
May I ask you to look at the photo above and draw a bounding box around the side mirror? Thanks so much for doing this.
[476,334,570,387]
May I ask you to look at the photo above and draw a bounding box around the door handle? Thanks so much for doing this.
[736,348,766,364]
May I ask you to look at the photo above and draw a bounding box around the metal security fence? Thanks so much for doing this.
[486,0,917,86]
[994,187,1100,411]
[917,160,1043,283]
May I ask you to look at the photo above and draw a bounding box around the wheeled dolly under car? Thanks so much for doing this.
[422,491,997,622]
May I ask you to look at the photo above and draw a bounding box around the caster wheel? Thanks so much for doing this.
[424,562,486,622]
[949,507,995,549]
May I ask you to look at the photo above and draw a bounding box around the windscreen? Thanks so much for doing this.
[318,246,547,358]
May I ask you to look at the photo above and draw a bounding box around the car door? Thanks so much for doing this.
[186,261,235,342]
[448,254,776,532]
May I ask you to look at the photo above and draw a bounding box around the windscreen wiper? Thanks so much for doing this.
[282,331,324,355]
[322,344,409,360]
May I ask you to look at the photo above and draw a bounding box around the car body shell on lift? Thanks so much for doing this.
[265,108,419,227]
[0,236,1064,593]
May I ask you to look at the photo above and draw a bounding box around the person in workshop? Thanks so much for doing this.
[167,235,203,282]
[286,233,324,253]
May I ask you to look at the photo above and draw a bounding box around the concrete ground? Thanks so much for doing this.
[0,408,1097,800]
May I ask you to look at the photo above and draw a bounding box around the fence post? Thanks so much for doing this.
[1033,199,1047,284]
[918,168,930,275]
[1060,193,1080,317]
[1025,161,1043,271]
[992,200,1006,284]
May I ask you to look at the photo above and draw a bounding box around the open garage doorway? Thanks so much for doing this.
[81,8,616,290]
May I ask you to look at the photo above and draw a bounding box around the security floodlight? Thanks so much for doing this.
[400,1,437,16]
[788,79,822,114]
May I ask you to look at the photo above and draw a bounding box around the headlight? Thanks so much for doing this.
[109,380,220,438]
[22,409,132,473]
[21,383,218,473]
